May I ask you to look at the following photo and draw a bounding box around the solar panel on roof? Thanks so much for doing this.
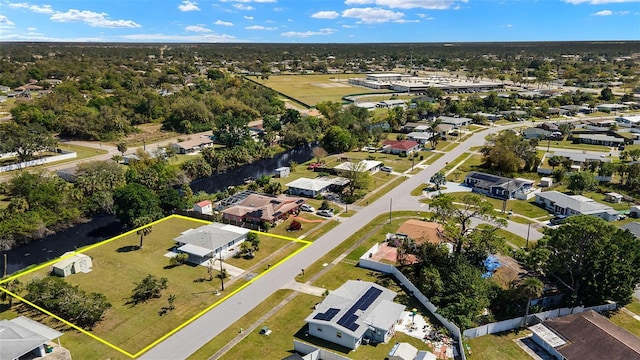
[313,308,340,321]
[336,287,383,332]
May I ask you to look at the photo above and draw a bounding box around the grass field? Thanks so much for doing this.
[466,330,532,360]
[252,74,390,106]
[0,215,306,358]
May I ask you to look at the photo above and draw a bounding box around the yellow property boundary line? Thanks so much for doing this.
[0,214,311,358]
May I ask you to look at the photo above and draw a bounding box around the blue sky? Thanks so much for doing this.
[0,0,639,43]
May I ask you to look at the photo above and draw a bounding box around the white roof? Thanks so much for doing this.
[390,342,418,360]
[617,115,640,123]
[536,191,616,215]
[530,323,566,348]
[177,243,212,257]
[334,160,382,172]
[175,223,249,252]
[52,252,90,270]
[286,177,334,192]
[416,351,437,360]
[0,316,62,359]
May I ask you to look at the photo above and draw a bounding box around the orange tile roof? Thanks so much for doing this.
[395,219,444,245]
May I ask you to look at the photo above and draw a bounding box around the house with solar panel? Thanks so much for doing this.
[305,280,405,350]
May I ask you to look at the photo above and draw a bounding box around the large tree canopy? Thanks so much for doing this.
[112,183,163,228]
[528,215,640,306]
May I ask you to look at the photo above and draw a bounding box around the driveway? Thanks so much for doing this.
[422,181,472,198]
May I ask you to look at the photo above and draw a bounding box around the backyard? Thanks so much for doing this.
[0,215,306,358]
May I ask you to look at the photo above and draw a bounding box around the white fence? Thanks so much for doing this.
[359,245,466,360]
[293,340,352,360]
[462,301,616,339]
[0,150,77,173]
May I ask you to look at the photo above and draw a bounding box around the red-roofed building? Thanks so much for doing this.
[193,200,213,215]
[382,140,420,155]
[222,194,305,226]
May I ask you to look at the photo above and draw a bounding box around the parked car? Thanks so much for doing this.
[317,209,334,218]
[381,166,393,173]
[300,204,315,212]
[618,145,626,150]
[550,215,568,225]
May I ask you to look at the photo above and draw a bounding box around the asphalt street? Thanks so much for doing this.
[140,122,539,359]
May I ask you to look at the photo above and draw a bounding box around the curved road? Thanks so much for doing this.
[140,122,544,359]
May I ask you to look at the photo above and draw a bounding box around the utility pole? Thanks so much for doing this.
[526,222,531,249]
[389,198,392,224]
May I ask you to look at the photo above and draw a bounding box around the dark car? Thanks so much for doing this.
[550,215,568,225]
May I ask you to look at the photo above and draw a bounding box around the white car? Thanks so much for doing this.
[300,204,315,212]
[316,209,334,217]
[381,166,393,173]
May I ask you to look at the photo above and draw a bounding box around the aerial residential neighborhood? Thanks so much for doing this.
[1,4,640,359]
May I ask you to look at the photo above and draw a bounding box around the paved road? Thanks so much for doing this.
[140,122,540,360]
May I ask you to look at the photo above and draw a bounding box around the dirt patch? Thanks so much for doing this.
[116,123,179,147]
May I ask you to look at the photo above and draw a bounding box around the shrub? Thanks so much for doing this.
[288,219,302,231]
[169,253,189,266]
[131,274,168,304]
[320,200,331,210]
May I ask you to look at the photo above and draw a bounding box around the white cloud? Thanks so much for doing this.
[8,2,54,14]
[214,20,234,26]
[234,4,255,10]
[244,16,254,20]
[564,0,639,4]
[245,25,277,30]
[593,9,630,15]
[220,0,276,2]
[342,7,404,23]
[311,11,340,19]
[27,27,37,31]
[281,28,336,37]
[178,1,200,11]
[342,24,358,28]
[186,25,212,32]
[344,0,458,10]
[0,15,15,27]
[50,9,141,28]
[119,33,238,42]
[394,19,419,23]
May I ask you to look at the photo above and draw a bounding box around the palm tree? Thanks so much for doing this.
[519,277,544,327]
[247,232,260,252]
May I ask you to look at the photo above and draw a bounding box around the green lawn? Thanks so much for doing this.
[445,192,550,219]
[466,330,532,360]
[446,154,484,182]
[610,310,640,338]
[225,234,305,269]
[495,229,529,249]
[252,74,391,106]
[543,138,610,152]
[3,216,305,357]
[423,152,444,165]
[625,300,640,315]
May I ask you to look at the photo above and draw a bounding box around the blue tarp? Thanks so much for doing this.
[481,255,501,279]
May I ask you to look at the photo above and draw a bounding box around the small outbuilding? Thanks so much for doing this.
[539,177,553,188]
[630,205,640,218]
[605,192,623,203]
[275,166,290,178]
[193,200,213,215]
[52,252,92,277]
[388,342,418,360]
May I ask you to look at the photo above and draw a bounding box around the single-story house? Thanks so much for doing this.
[407,131,434,144]
[604,192,623,203]
[535,191,619,221]
[0,316,64,360]
[334,160,382,174]
[376,99,407,109]
[620,222,640,238]
[616,115,640,127]
[394,219,444,246]
[305,280,405,350]
[401,122,424,133]
[381,140,420,155]
[529,310,640,360]
[523,128,552,140]
[547,108,570,116]
[438,116,472,128]
[286,177,334,198]
[434,124,455,136]
[388,342,418,360]
[193,200,213,215]
[472,112,502,121]
[560,105,591,114]
[572,133,625,146]
[52,252,92,277]
[354,102,378,111]
[274,166,290,178]
[464,172,536,200]
[597,103,628,112]
[222,193,305,225]
[170,137,214,154]
[174,222,249,263]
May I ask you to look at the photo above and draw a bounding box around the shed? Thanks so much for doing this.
[52,252,92,277]
[605,192,623,203]
[388,342,418,360]
[275,166,290,178]
[415,351,437,360]
[630,205,640,218]
[539,177,553,188]
[193,200,213,215]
